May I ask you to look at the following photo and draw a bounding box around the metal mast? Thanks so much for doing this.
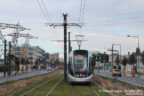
[18,33,38,46]
[46,13,83,82]
[6,22,30,46]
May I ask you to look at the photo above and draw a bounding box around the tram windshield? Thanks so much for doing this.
[73,50,88,73]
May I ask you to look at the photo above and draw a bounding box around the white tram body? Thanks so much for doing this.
[68,50,93,83]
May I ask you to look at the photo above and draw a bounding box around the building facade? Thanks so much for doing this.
[49,53,59,67]
[12,46,46,70]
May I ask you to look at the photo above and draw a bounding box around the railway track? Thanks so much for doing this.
[20,75,61,96]
[72,83,100,96]
[89,86,100,96]
[72,84,75,96]
[45,78,63,96]
[11,73,62,96]
[92,81,113,96]
[12,74,110,96]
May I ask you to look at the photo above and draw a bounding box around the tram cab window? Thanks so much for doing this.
[73,55,88,72]
[68,57,73,74]
[89,57,93,74]
[72,50,89,73]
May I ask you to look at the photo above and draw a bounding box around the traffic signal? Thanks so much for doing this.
[96,56,102,61]
[90,56,93,58]
[99,57,102,60]
[96,56,98,60]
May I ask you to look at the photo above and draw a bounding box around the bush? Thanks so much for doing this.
[0,66,4,72]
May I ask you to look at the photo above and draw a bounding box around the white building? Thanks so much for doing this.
[12,46,46,70]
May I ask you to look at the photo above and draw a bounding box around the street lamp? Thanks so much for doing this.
[127,35,139,48]
[127,35,140,72]
[113,44,121,64]
[107,48,119,71]
[111,44,121,67]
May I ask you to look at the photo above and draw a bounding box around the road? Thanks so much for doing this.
[0,70,51,83]
[95,70,144,87]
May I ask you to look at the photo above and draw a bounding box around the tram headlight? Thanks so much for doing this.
[77,75,80,77]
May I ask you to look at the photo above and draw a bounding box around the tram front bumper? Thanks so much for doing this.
[68,74,93,83]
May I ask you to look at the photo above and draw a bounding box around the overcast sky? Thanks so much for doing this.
[0,0,144,57]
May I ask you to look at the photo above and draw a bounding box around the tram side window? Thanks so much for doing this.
[89,58,93,74]
[68,57,73,74]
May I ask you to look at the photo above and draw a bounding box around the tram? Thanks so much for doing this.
[68,50,93,83]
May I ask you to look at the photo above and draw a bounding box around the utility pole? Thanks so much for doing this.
[0,22,30,46]
[63,14,67,82]
[103,52,106,72]
[137,36,140,72]
[46,13,82,82]
[127,35,139,72]
[4,40,7,77]
[8,42,11,76]
[112,44,114,71]
[98,61,100,73]
[68,32,72,53]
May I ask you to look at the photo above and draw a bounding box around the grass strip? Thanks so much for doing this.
[12,82,41,96]
[94,75,144,96]
[25,75,63,96]
[0,70,62,86]
[96,74,144,90]
[91,82,111,96]
[50,80,72,96]
[74,83,96,96]
[11,70,61,96]
[12,75,59,96]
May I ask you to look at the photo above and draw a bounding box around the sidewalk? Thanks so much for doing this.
[99,69,144,79]
[95,70,144,87]
[0,70,50,84]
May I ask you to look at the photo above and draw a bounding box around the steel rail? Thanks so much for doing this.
[72,84,75,96]
[20,74,61,96]
[45,78,63,96]
[92,81,116,96]
[89,86,99,96]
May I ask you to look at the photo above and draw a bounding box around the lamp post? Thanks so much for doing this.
[113,44,121,65]
[111,44,121,69]
[127,35,140,72]
[103,52,106,72]
[104,47,111,72]
[108,48,119,71]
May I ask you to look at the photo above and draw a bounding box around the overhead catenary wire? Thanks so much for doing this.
[41,0,53,23]
[36,0,49,23]
[79,0,86,23]
[81,0,86,35]
[40,0,60,41]
[79,0,83,23]
[78,0,83,35]
[78,0,86,35]
[36,0,60,44]
[81,0,86,24]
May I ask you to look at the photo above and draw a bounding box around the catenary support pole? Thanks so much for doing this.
[8,42,11,76]
[46,13,83,82]
[68,32,71,53]
[4,40,7,77]
[63,14,67,82]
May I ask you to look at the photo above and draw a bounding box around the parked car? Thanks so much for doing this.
[52,69,55,71]
[112,69,121,77]
[47,67,52,71]
[55,67,58,70]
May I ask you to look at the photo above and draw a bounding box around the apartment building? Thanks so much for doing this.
[12,46,45,70]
